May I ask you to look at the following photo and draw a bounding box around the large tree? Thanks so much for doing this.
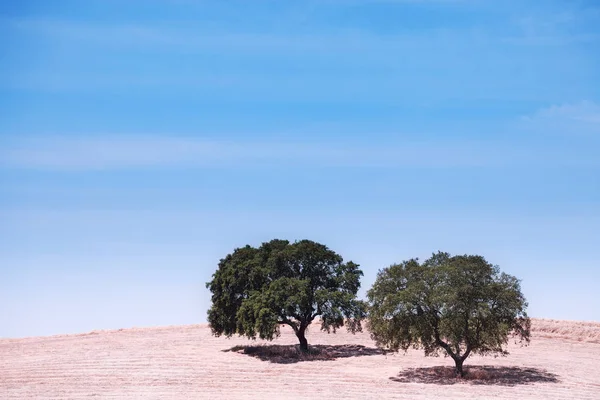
[206,239,366,351]
[367,252,530,377]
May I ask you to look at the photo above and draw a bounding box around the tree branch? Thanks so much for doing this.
[279,316,299,334]
[310,301,324,320]
[432,316,457,360]
[461,344,472,362]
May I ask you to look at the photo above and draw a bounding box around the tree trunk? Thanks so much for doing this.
[296,326,308,352]
[454,357,465,378]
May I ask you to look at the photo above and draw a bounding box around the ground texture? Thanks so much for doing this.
[1,319,599,399]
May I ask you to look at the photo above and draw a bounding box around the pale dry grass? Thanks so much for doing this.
[1,318,599,399]
[532,318,600,343]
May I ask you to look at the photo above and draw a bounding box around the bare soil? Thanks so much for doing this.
[1,319,599,399]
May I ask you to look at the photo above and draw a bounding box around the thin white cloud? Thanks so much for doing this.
[527,101,600,124]
[521,101,600,135]
[5,17,595,102]
[4,17,459,51]
[0,134,596,171]
[6,14,597,54]
[0,135,482,170]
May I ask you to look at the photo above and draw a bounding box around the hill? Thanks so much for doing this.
[1,319,599,399]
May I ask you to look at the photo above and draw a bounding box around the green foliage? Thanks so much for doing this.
[367,251,530,376]
[206,239,366,350]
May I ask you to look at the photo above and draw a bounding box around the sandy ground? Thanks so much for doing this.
[1,319,599,399]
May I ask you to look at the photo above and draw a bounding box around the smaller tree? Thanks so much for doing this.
[206,239,366,351]
[367,252,530,377]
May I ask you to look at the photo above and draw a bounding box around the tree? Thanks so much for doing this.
[367,252,530,377]
[206,239,366,351]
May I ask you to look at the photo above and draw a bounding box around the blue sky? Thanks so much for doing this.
[1,0,599,338]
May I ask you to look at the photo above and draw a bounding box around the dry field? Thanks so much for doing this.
[1,319,599,399]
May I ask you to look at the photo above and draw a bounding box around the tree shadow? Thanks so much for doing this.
[390,365,560,386]
[222,344,383,364]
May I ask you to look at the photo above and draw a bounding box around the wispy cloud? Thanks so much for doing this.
[0,135,486,170]
[521,101,600,136]
[4,15,596,102]
[527,101,600,124]
[4,17,465,51]
[6,11,597,54]
[504,8,600,46]
[0,134,596,171]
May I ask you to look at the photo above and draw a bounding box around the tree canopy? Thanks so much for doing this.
[206,239,366,351]
[367,252,530,377]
